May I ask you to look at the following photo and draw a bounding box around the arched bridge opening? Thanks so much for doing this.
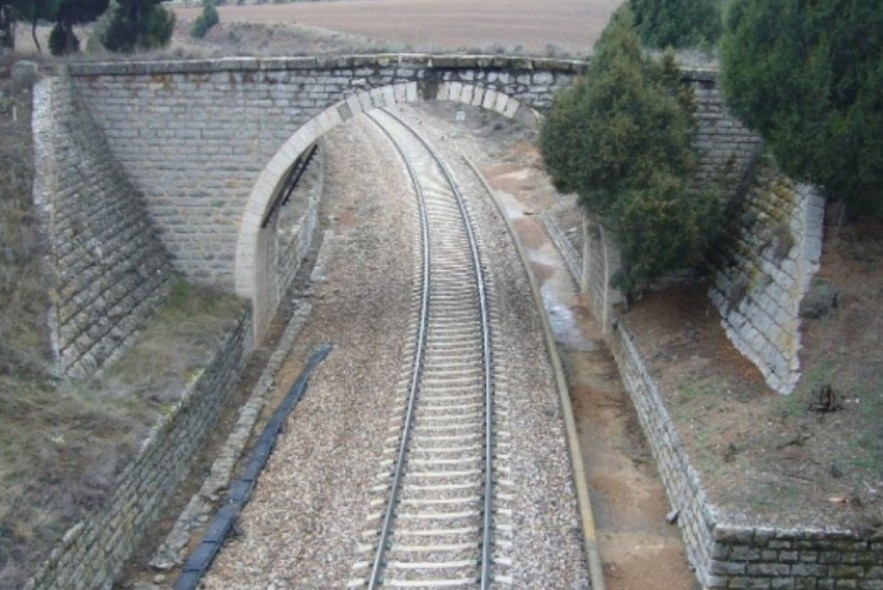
[237,80,543,338]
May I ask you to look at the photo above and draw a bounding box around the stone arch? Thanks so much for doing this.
[234,82,539,340]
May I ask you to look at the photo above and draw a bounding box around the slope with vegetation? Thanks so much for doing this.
[0,59,244,590]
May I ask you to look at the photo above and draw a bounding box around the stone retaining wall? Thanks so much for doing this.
[31,74,172,380]
[684,69,763,195]
[24,306,253,590]
[608,322,883,590]
[708,166,825,395]
[545,199,880,587]
[273,149,323,307]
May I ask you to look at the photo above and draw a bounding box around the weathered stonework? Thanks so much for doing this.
[31,74,172,380]
[23,306,252,590]
[273,149,323,307]
[609,323,882,590]
[684,69,764,195]
[62,54,576,338]
[709,166,825,394]
[549,195,876,588]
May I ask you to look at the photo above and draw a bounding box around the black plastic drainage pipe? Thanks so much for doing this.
[173,343,333,590]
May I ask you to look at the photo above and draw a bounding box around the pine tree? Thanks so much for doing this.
[721,0,883,215]
[629,0,722,49]
[102,0,176,52]
[52,0,110,55]
[540,7,723,290]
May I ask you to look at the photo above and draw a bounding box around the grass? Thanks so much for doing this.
[678,380,715,404]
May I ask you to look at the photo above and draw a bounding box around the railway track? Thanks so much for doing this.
[347,108,513,589]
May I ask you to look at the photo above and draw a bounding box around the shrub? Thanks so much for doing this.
[629,0,722,49]
[48,22,78,55]
[541,7,723,290]
[101,0,175,52]
[191,0,219,38]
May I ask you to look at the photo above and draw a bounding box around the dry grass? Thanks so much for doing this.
[0,275,243,590]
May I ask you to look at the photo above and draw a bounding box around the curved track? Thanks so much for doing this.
[347,108,511,589]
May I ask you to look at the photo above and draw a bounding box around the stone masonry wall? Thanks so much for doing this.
[609,324,720,586]
[65,55,580,292]
[271,147,323,312]
[685,69,764,195]
[580,213,624,335]
[24,306,253,590]
[709,165,825,394]
[608,323,883,590]
[31,74,172,379]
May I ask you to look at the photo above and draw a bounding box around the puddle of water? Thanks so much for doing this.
[540,268,597,353]
[520,232,598,353]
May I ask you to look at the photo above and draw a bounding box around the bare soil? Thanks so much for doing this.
[622,216,883,532]
[172,0,623,56]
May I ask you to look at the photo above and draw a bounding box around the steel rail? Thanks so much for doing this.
[364,110,432,590]
[379,108,495,590]
[364,107,495,589]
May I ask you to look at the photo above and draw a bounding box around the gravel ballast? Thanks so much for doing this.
[199,106,589,588]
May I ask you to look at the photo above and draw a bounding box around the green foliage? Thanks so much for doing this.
[613,172,723,289]
[541,7,723,289]
[190,15,207,37]
[629,0,722,49]
[48,21,75,54]
[203,0,219,25]
[101,0,175,52]
[721,0,883,216]
[191,0,219,38]
[51,0,109,55]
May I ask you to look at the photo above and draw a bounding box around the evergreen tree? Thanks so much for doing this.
[541,8,723,290]
[0,0,57,51]
[191,0,219,38]
[102,0,175,52]
[21,0,60,53]
[52,0,110,55]
[629,0,722,49]
[721,0,883,215]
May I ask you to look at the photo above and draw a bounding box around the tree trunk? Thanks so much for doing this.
[31,18,40,53]
[0,6,15,50]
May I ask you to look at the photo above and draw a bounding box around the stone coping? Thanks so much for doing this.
[60,54,588,76]
[54,53,718,82]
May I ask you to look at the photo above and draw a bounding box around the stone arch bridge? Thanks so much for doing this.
[36,54,748,377]
[66,54,592,338]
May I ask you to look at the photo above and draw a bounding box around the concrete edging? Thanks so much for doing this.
[463,156,606,590]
